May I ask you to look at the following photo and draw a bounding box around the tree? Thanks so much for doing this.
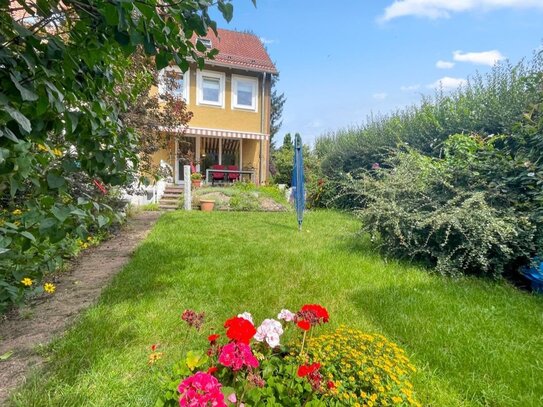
[273,133,300,185]
[270,74,286,148]
[0,0,243,310]
[282,133,294,150]
[120,52,194,181]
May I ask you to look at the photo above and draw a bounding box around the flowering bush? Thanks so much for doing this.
[307,327,419,406]
[154,306,419,407]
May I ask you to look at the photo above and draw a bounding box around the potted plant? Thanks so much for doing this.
[200,199,215,212]
[190,172,202,188]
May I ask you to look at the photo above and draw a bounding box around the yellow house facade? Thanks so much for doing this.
[152,28,278,185]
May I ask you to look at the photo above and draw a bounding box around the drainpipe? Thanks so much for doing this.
[259,72,267,184]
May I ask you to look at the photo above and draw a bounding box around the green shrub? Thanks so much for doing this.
[230,193,260,212]
[353,143,537,278]
[0,191,121,311]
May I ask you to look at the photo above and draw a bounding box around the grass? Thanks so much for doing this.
[10,211,543,406]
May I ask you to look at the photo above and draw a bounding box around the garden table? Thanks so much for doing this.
[205,169,256,184]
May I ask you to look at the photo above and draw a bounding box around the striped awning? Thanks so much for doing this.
[186,127,269,141]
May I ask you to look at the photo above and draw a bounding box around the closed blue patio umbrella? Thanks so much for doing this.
[291,134,305,231]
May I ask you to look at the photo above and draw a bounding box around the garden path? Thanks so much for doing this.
[0,211,161,405]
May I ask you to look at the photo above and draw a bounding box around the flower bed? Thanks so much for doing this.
[153,305,420,406]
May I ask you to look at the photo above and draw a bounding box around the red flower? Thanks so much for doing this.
[207,366,218,375]
[151,344,158,352]
[224,316,256,344]
[297,362,321,378]
[301,304,329,323]
[208,334,220,343]
[327,381,335,389]
[297,320,311,331]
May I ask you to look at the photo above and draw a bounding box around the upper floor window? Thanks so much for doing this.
[158,66,189,102]
[197,70,225,107]
[232,75,258,111]
[198,38,212,49]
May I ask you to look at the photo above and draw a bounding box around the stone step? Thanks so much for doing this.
[161,195,181,200]
[159,204,178,210]
[160,201,178,207]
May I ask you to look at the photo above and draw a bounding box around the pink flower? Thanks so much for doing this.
[237,312,254,324]
[218,342,259,371]
[226,393,245,407]
[254,319,283,348]
[178,372,226,407]
[277,309,295,322]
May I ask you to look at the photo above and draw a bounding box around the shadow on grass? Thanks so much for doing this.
[348,280,543,406]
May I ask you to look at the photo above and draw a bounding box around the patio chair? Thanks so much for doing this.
[211,164,225,185]
[227,165,240,182]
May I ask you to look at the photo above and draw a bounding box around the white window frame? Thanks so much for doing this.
[197,70,225,108]
[158,66,190,103]
[231,74,258,112]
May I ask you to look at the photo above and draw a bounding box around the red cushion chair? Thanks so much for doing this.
[211,164,225,184]
[227,165,240,182]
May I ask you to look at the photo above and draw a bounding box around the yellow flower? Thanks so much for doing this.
[148,352,163,365]
[53,148,63,157]
[37,144,48,152]
[12,209,22,216]
[21,277,33,287]
[44,283,56,294]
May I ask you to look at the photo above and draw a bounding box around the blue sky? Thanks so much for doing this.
[212,0,543,144]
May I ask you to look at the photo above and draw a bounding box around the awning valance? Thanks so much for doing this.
[161,125,269,141]
[186,127,269,141]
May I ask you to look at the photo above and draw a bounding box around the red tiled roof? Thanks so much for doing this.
[9,1,34,21]
[198,28,278,74]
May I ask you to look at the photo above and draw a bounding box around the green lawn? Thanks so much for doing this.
[10,211,543,406]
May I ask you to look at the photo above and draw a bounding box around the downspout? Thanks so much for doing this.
[259,72,266,184]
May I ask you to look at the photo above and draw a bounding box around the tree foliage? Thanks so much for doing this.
[269,74,286,148]
[316,52,543,179]
[0,0,241,310]
[120,52,194,180]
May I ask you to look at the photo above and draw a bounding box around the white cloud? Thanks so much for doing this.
[373,92,388,100]
[453,50,505,66]
[436,60,455,69]
[428,76,467,90]
[379,0,543,22]
[260,37,277,45]
[400,84,420,91]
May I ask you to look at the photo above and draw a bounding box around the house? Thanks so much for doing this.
[151,28,278,186]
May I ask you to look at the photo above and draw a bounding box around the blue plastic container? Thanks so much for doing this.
[520,258,543,293]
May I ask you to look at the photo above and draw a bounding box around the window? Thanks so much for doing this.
[158,66,189,102]
[197,70,225,107]
[198,38,212,49]
[232,75,258,111]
